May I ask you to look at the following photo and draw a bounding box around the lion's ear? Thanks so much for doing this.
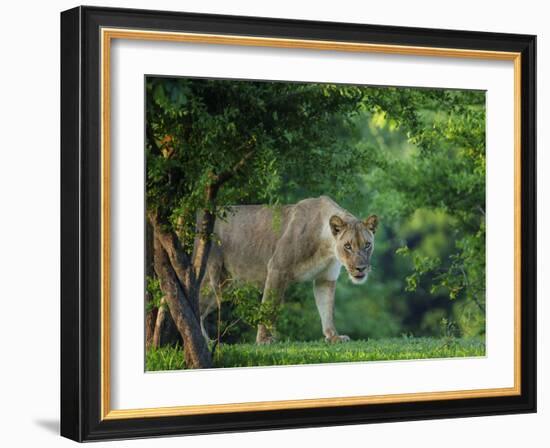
[329,215,346,237]
[364,215,379,234]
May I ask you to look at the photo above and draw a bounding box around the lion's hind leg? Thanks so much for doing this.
[199,288,217,343]
[199,246,225,343]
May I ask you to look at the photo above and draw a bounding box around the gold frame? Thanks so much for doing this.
[100,28,522,421]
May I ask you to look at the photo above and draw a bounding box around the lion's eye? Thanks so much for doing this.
[364,242,371,250]
[344,243,352,251]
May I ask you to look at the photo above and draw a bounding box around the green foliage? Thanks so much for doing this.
[146,343,185,371]
[146,78,367,250]
[453,300,486,337]
[225,283,280,331]
[201,283,284,345]
[145,276,164,313]
[357,89,486,335]
[396,245,441,292]
[146,337,485,370]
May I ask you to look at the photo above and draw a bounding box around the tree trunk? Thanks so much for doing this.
[145,307,157,350]
[146,219,180,349]
[152,298,181,348]
[153,231,212,369]
[145,219,156,349]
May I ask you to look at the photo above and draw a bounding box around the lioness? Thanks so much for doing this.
[199,196,378,344]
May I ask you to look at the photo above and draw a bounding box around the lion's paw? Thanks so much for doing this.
[326,334,351,344]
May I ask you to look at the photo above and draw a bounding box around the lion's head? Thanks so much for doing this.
[329,214,379,284]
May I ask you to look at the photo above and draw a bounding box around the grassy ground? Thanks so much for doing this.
[146,337,485,371]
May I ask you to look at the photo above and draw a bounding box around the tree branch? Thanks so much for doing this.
[210,147,256,191]
[459,265,486,313]
[193,208,217,288]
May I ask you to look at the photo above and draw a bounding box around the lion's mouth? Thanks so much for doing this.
[348,270,368,283]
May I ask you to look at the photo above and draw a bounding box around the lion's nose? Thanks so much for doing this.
[356,265,367,273]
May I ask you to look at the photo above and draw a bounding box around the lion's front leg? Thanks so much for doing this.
[313,279,350,343]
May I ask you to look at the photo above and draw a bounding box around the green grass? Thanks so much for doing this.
[146,336,485,371]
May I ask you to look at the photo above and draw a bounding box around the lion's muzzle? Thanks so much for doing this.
[348,264,371,283]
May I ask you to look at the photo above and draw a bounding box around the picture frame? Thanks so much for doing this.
[60,5,536,442]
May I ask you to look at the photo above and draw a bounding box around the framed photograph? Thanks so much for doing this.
[60,6,536,441]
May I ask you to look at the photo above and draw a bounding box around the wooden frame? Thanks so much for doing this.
[61,5,536,441]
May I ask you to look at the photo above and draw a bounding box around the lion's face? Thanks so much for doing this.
[329,214,378,284]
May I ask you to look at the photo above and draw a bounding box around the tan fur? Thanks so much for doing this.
[199,196,378,344]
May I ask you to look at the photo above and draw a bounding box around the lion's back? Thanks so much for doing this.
[213,204,293,283]
[212,196,343,283]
